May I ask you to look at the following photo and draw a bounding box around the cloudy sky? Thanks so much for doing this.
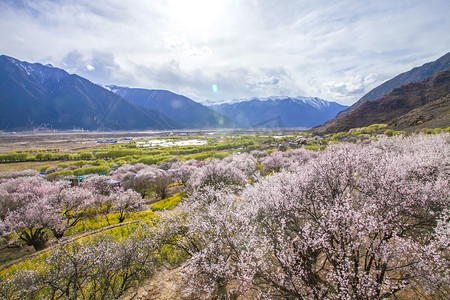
[1,0,449,105]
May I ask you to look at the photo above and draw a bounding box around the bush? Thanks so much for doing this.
[384,129,395,136]
[303,144,325,151]
[384,129,406,137]
[39,166,50,172]
[46,169,74,180]
[72,166,110,176]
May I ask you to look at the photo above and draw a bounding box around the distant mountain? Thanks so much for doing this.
[328,52,450,123]
[0,55,182,131]
[316,70,450,133]
[206,96,347,128]
[107,86,236,128]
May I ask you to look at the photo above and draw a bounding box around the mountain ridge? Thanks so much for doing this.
[327,52,450,123]
[203,96,336,109]
[315,69,450,133]
[0,55,183,131]
[108,86,236,129]
[207,96,347,128]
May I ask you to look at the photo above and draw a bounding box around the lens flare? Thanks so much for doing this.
[212,84,218,93]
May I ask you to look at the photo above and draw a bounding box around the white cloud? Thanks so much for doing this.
[0,0,449,105]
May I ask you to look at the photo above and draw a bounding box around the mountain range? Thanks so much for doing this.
[0,55,182,131]
[206,96,347,128]
[107,86,235,128]
[0,54,348,131]
[1,53,448,132]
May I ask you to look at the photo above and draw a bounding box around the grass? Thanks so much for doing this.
[0,221,153,276]
[0,221,155,298]
[1,192,184,272]
[65,210,155,236]
[151,193,185,211]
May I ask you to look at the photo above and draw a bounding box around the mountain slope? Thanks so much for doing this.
[207,96,347,128]
[0,55,182,131]
[327,52,450,125]
[316,70,449,133]
[389,94,450,130]
[108,86,236,128]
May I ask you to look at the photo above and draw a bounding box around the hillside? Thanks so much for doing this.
[388,94,450,130]
[108,86,236,128]
[0,55,183,131]
[316,70,449,133]
[326,52,450,124]
[207,96,347,128]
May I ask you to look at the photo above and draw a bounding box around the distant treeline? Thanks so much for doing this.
[0,136,269,165]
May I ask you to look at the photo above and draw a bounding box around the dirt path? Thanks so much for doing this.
[0,217,151,271]
[121,204,188,300]
[1,187,184,270]
[121,267,187,300]
[2,199,189,300]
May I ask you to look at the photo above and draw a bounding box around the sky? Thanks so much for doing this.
[0,0,449,105]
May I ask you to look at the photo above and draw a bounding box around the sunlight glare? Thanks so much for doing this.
[167,0,227,40]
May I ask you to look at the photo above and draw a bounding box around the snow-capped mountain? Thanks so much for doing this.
[0,54,346,130]
[206,96,347,128]
[0,55,183,130]
[2,55,69,92]
[107,86,236,128]
[203,96,334,108]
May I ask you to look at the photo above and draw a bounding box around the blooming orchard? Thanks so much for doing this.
[0,133,448,299]
[163,134,450,299]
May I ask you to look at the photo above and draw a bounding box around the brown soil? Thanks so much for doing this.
[0,132,163,154]
[0,244,35,266]
[122,268,187,300]
[0,131,177,173]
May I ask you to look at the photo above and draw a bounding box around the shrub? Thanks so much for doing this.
[72,166,110,177]
[46,169,74,180]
